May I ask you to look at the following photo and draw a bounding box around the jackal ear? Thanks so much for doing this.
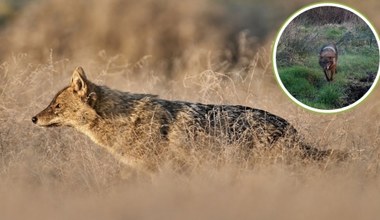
[71,66,88,98]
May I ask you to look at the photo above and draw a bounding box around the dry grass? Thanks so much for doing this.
[0,0,380,219]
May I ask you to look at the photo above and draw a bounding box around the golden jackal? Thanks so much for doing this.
[319,44,338,81]
[32,67,340,171]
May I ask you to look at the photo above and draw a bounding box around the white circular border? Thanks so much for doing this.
[273,2,380,114]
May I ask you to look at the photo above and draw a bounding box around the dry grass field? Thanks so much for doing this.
[0,0,380,219]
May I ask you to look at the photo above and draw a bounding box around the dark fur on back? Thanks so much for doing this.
[91,83,332,161]
[93,84,290,143]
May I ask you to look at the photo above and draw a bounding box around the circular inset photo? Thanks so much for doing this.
[273,3,380,113]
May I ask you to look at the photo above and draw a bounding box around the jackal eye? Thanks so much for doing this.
[55,103,61,109]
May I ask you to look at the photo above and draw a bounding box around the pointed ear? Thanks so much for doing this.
[71,66,88,97]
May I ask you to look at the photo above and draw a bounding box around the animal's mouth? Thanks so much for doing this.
[45,123,61,127]
[32,116,62,127]
[36,122,61,127]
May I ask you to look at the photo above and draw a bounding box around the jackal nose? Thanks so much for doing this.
[32,116,38,124]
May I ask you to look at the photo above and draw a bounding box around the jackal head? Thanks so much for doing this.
[319,56,335,71]
[32,67,98,128]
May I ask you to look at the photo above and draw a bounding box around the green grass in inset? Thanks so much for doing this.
[318,83,344,108]
[279,65,349,109]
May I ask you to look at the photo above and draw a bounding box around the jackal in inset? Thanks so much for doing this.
[319,44,338,81]
[32,67,342,171]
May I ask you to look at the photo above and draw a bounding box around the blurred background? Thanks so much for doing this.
[0,1,380,219]
[0,0,378,75]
